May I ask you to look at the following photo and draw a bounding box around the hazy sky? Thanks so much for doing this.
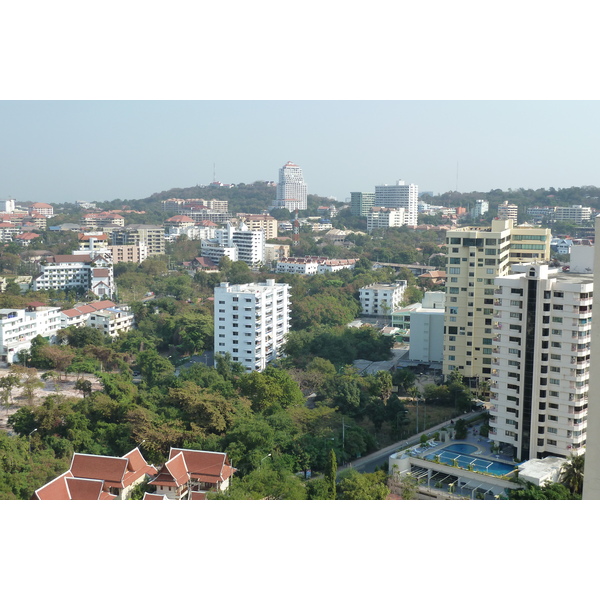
[2,100,599,206]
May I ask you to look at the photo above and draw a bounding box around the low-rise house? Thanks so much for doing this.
[33,448,157,500]
[148,448,236,500]
[60,300,134,336]
[14,232,40,246]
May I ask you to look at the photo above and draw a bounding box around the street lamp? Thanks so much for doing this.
[260,453,272,467]
[28,428,38,453]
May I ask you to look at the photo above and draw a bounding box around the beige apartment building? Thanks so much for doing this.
[443,219,551,385]
[107,244,148,264]
[238,214,278,240]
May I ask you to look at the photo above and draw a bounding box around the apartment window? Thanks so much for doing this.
[550,353,560,360]
[553,292,564,298]
[548,440,557,446]
[551,342,562,348]
[553,305,563,311]
[549,378,560,385]
[550,366,560,373]
[548,415,558,422]
[448,267,460,274]
[548,427,558,434]
[486,268,495,274]
[552,317,563,323]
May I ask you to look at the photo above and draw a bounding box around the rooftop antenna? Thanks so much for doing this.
[455,161,459,192]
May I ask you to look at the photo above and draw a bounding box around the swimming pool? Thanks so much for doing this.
[425,444,516,476]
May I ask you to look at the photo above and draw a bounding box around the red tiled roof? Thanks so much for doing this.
[33,471,74,500]
[87,300,116,310]
[150,452,190,488]
[189,491,207,500]
[166,215,194,223]
[70,454,129,488]
[31,202,53,208]
[143,492,169,500]
[65,477,108,500]
[62,308,82,318]
[49,254,92,263]
[93,268,110,277]
[168,448,235,483]
[16,233,40,240]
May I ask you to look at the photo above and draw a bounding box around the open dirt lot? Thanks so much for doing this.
[0,368,104,433]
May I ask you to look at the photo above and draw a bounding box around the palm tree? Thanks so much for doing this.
[560,454,585,496]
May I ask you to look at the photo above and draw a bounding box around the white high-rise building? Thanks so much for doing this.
[374,180,418,227]
[359,281,407,316]
[201,222,265,268]
[274,161,308,211]
[471,199,489,219]
[214,279,291,372]
[489,264,592,462]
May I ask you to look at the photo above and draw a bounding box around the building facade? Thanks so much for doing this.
[359,281,407,316]
[497,201,518,223]
[367,207,405,232]
[350,192,375,217]
[33,254,115,298]
[442,220,551,383]
[214,279,291,372]
[374,180,418,227]
[274,161,308,211]
[489,264,592,462]
[109,225,165,256]
[0,304,61,363]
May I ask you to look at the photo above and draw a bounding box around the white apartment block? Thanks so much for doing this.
[392,291,445,364]
[0,199,16,213]
[201,223,265,268]
[554,205,592,224]
[275,256,357,275]
[443,220,552,383]
[489,264,592,462]
[359,281,407,316]
[214,279,291,372]
[374,180,418,227]
[33,254,115,299]
[497,201,518,223]
[274,161,308,211]
[367,207,405,232]
[0,304,61,363]
[0,222,21,242]
[471,199,489,219]
[29,202,54,217]
[201,240,238,264]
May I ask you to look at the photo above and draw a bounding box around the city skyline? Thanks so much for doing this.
[2,101,600,207]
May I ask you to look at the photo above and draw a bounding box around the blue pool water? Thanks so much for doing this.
[425,444,516,476]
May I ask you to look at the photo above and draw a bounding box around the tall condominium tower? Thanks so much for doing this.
[214,279,291,372]
[274,161,308,211]
[443,219,551,384]
[374,180,418,227]
[350,192,375,217]
[489,264,592,462]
